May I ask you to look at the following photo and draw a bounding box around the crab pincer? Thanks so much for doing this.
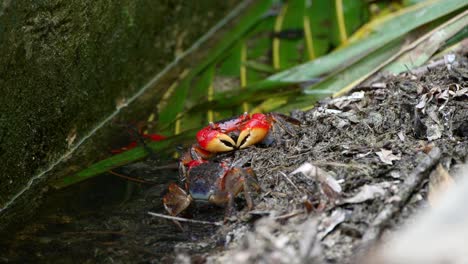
[196,112,300,153]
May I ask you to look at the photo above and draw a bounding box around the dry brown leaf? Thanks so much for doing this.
[376,149,401,165]
[428,164,455,207]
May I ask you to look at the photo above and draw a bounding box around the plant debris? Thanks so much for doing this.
[375,148,401,165]
[205,53,467,263]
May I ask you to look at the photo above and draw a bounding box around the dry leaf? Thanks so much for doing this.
[428,164,455,207]
[329,91,365,109]
[291,163,342,195]
[425,106,443,141]
[318,209,346,240]
[370,82,386,89]
[376,149,401,165]
[357,151,372,158]
[415,94,427,109]
[341,184,386,204]
[397,131,406,141]
[453,87,468,97]
[291,163,342,204]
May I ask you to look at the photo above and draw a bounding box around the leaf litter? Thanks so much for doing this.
[203,52,467,263]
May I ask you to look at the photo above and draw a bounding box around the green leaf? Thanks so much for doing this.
[384,10,468,74]
[442,25,468,48]
[273,0,306,69]
[330,0,370,46]
[52,130,196,189]
[187,82,300,114]
[304,38,404,97]
[217,42,243,76]
[158,0,273,134]
[158,74,191,135]
[305,0,333,59]
[244,60,276,74]
[181,66,215,131]
[268,0,467,83]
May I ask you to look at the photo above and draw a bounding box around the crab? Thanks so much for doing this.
[162,112,299,221]
[163,156,260,220]
[195,112,300,154]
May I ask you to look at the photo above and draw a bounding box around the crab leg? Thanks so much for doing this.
[268,113,301,137]
[241,168,261,210]
[224,192,235,222]
[163,183,192,216]
[221,167,260,217]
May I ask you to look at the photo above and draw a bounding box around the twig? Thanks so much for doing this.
[360,147,441,249]
[279,171,301,192]
[312,161,367,170]
[410,58,446,75]
[147,211,222,226]
[274,210,305,220]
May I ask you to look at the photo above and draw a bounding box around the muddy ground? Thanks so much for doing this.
[1,53,467,263]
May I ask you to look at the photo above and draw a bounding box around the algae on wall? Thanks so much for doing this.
[0,0,237,228]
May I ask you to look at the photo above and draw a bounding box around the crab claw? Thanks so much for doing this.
[196,127,236,153]
[237,113,271,149]
[163,183,192,216]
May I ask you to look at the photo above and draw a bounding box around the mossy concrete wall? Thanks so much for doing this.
[0,0,239,232]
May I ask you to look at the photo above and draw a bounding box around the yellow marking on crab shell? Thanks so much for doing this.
[237,127,269,149]
[205,133,236,153]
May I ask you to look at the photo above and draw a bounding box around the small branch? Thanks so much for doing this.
[360,147,441,249]
[147,211,222,226]
[410,58,446,75]
[274,210,305,220]
[279,171,301,192]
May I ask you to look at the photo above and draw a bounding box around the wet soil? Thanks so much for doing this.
[1,54,467,263]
